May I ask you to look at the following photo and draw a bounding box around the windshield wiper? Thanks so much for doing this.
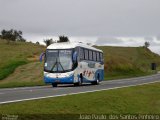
[50,58,65,72]
[50,58,58,72]
[58,61,64,72]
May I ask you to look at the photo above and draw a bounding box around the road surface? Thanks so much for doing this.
[0,73,160,104]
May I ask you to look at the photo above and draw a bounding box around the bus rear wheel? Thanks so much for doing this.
[52,83,57,87]
[92,74,100,85]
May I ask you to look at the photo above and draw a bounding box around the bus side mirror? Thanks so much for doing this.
[39,52,45,62]
[73,51,78,63]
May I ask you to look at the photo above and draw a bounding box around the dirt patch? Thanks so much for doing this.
[27,55,39,62]
[0,62,43,84]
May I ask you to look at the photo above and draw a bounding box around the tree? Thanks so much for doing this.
[15,30,23,41]
[57,35,69,42]
[0,29,25,43]
[18,38,26,42]
[144,41,150,48]
[36,41,40,45]
[1,29,13,42]
[43,36,69,46]
[44,38,54,46]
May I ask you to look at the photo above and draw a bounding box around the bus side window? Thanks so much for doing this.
[84,49,89,60]
[100,52,103,62]
[93,51,96,61]
[89,50,93,61]
[80,48,84,60]
[96,52,100,61]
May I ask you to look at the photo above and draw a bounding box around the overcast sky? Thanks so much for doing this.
[0,0,160,54]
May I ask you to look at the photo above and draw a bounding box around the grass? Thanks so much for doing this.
[0,60,27,80]
[0,39,45,80]
[0,82,160,120]
[96,46,160,80]
[0,39,160,88]
[0,39,45,88]
[0,62,45,88]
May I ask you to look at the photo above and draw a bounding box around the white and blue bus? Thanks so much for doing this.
[40,42,104,87]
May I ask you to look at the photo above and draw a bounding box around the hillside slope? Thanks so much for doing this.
[0,39,160,88]
[96,46,160,79]
[0,39,45,81]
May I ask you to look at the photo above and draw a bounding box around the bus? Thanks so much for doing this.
[40,42,104,87]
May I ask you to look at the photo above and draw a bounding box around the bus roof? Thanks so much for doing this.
[47,42,103,52]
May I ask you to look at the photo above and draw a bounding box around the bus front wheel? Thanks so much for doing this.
[52,83,57,87]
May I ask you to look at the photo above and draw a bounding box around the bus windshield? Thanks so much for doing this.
[44,49,73,73]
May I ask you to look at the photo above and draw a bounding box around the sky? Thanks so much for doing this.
[0,0,160,54]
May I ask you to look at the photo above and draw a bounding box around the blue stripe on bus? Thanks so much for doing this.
[44,75,74,84]
[95,69,104,80]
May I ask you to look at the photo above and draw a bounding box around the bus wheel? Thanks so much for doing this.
[52,83,57,87]
[74,74,82,86]
[92,74,100,85]
[95,78,100,85]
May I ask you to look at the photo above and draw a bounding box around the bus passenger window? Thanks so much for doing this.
[84,49,89,60]
[89,50,93,60]
[80,48,84,60]
[100,53,103,62]
[93,51,96,61]
[96,52,100,61]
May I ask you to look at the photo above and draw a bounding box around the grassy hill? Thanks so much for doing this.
[96,46,160,79]
[0,39,160,88]
[0,39,45,87]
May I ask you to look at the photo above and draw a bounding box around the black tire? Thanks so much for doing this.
[95,77,100,85]
[92,74,100,85]
[74,74,83,86]
[74,83,78,86]
[52,83,57,87]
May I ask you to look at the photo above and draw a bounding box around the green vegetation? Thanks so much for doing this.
[0,38,160,88]
[0,29,26,43]
[43,35,69,46]
[96,46,160,80]
[0,82,160,119]
[0,62,44,88]
[0,60,27,80]
[0,39,45,87]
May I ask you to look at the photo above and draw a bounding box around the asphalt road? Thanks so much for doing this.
[0,73,160,104]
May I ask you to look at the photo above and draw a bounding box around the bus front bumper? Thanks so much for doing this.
[44,75,74,84]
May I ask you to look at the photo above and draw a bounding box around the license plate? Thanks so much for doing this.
[55,80,60,82]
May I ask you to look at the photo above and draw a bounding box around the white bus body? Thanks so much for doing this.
[43,42,104,87]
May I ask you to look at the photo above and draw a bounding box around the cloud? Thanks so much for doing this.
[95,37,124,45]
[0,0,160,54]
[150,46,160,54]
[0,0,160,37]
[150,40,160,47]
[156,35,160,41]
[144,37,154,41]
